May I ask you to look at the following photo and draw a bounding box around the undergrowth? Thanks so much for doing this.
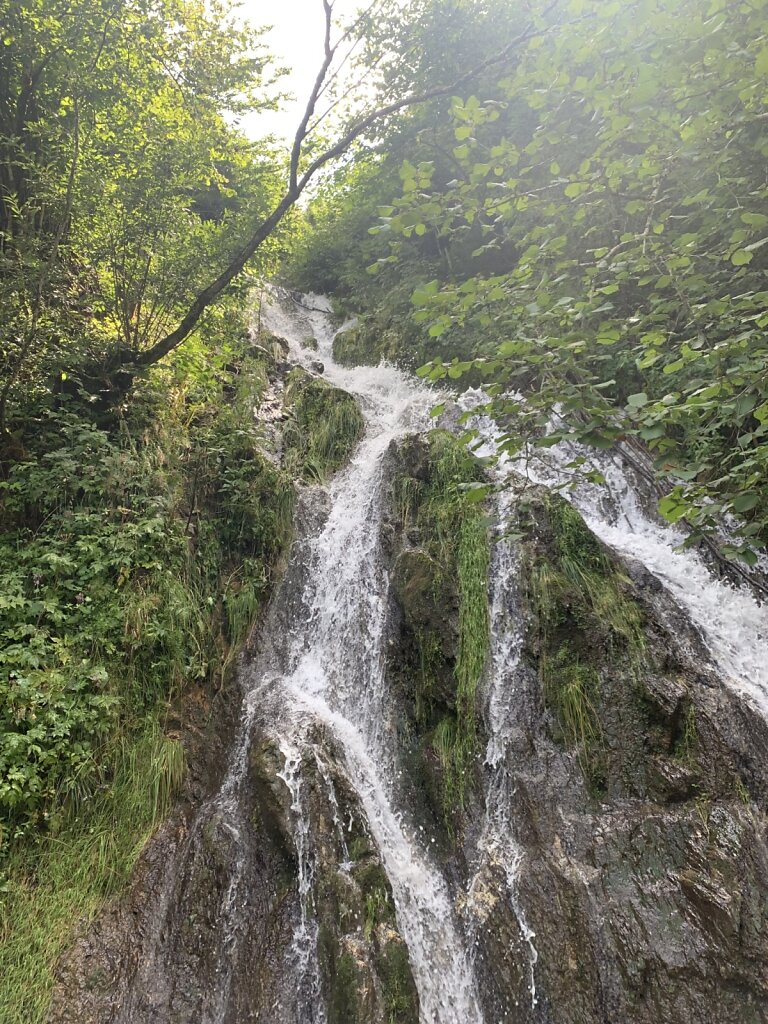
[0,310,295,1022]
[283,368,364,480]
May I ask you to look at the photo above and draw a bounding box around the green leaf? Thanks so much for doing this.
[640,423,666,440]
[658,492,688,523]
[731,249,754,266]
[626,392,648,407]
[732,493,759,513]
[741,212,768,228]
[736,547,759,566]
[734,394,757,419]
[597,328,620,345]
[461,484,491,503]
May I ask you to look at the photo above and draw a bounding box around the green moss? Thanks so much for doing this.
[378,941,420,1024]
[332,321,402,367]
[332,323,379,366]
[542,646,606,788]
[392,430,490,825]
[328,951,360,1024]
[348,834,375,862]
[526,493,645,791]
[422,433,489,818]
[0,722,184,1024]
[674,703,699,766]
[363,887,390,941]
[283,368,364,480]
[414,628,443,723]
[318,926,360,1024]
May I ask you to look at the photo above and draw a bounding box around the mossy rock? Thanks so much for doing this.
[385,431,490,833]
[253,328,290,363]
[521,489,744,805]
[376,936,420,1024]
[283,368,364,480]
[333,323,383,367]
[391,549,459,667]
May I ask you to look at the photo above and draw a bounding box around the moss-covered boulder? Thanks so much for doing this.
[332,322,393,367]
[282,367,364,480]
[383,430,490,833]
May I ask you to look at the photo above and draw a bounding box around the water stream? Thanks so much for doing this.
[108,291,768,1024]
[460,392,768,720]
[264,293,768,1022]
[260,292,485,1023]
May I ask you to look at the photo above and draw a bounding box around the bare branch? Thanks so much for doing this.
[290,0,336,191]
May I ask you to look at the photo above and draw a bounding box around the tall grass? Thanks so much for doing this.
[0,723,184,1024]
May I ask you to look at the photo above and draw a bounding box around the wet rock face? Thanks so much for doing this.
[472,489,768,1024]
[379,445,768,1024]
[48,698,301,1024]
[296,735,419,1024]
[48,485,420,1024]
[50,424,768,1024]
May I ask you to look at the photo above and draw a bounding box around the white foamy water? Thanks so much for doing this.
[260,291,485,1024]
[538,442,768,717]
[459,391,768,720]
[475,506,539,1008]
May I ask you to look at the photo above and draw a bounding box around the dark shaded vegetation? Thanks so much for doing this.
[387,431,490,829]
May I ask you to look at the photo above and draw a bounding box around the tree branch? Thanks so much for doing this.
[133,0,563,371]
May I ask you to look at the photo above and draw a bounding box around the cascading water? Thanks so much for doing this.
[258,291,485,1023]
[468,507,539,1011]
[83,292,768,1024]
[460,392,768,720]
[531,436,768,717]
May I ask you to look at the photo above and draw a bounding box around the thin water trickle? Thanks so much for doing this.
[465,487,539,1011]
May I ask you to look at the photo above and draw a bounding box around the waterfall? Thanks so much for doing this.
[528,436,768,718]
[459,392,768,720]
[94,292,767,1024]
[259,292,485,1023]
[471,510,539,1010]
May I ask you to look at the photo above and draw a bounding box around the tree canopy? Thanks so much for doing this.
[291,0,768,565]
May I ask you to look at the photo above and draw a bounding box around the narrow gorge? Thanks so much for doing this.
[48,292,768,1024]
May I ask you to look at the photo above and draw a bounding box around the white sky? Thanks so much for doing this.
[237,0,365,141]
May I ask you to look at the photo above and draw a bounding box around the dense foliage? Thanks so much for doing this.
[0,308,297,1019]
[0,0,288,428]
[290,0,768,563]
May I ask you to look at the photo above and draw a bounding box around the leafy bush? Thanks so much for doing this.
[0,329,294,844]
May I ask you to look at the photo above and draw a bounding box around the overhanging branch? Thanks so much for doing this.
[134,0,563,370]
